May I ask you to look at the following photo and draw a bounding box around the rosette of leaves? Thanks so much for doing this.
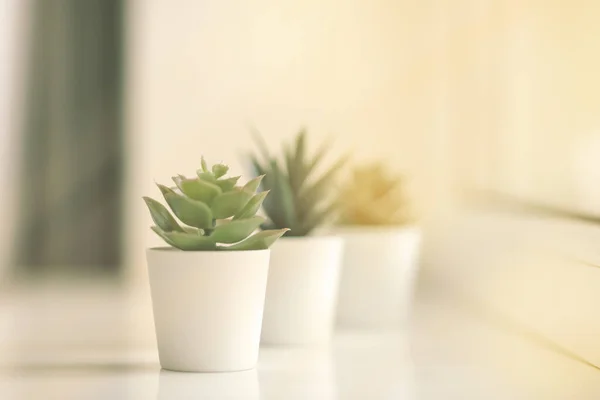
[249,129,347,237]
[336,163,411,226]
[143,158,288,250]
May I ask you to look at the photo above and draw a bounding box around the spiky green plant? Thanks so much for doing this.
[143,158,288,250]
[249,129,347,237]
[336,163,411,226]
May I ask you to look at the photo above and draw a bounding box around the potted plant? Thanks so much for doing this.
[249,129,346,345]
[144,158,287,372]
[334,163,421,328]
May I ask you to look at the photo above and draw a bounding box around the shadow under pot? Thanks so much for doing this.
[146,248,270,372]
[261,236,344,345]
[335,226,421,329]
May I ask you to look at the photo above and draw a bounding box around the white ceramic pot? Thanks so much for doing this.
[146,248,270,372]
[335,227,421,328]
[261,236,344,345]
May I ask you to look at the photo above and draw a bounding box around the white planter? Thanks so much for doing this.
[146,248,270,372]
[335,227,421,328]
[261,236,344,345]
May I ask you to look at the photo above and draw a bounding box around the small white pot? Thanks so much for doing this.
[261,236,344,345]
[335,226,421,328]
[146,248,270,372]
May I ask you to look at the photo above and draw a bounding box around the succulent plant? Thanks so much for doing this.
[336,163,411,226]
[249,129,347,237]
[143,158,288,251]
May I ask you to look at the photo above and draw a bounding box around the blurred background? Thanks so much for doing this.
[3,0,600,396]
[2,0,600,282]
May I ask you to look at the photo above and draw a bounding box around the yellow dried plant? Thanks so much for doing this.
[337,163,412,226]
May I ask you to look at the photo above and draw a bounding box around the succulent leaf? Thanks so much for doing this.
[197,170,216,183]
[212,163,229,178]
[143,196,184,232]
[284,145,303,193]
[210,216,265,244]
[294,129,306,171]
[211,188,253,219]
[182,226,205,235]
[162,230,217,250]
[157,183,172,196]
[224,229,289,251]
[201,156,209,172]
[151,226,177,247]
[249,155,266,178]
[261,161,296,230]
[272,163,297,227]
[298,155,348,208]
[173,176,222,205]
[243,174,264,193]
[215,176,240,192]
[234,190,269,220]
[158,184,213,229]
[307,137,330,172]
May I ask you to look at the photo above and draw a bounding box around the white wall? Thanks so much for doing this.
[448,0,600,213]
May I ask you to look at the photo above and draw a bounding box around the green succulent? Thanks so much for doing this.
[143,158,288,250]
[249,128,347,237]
[337,163,411,226]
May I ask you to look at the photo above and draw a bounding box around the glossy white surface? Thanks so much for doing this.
[424,209,600,370]
[0,279,599,399]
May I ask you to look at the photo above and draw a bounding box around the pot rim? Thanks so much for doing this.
[146,246,271,254]
[275,234,343,243]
